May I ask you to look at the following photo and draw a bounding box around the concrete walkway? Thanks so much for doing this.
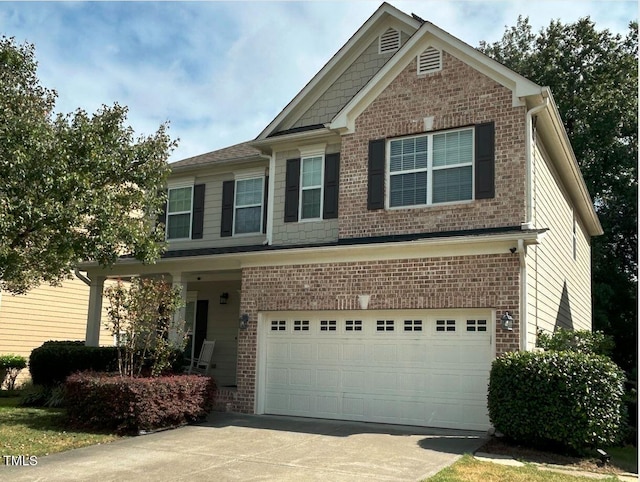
[1,413,487,481]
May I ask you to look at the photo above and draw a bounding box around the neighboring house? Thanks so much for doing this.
[80,3,602,431]
[0,272,112,385]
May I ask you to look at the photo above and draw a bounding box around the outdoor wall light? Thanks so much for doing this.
[501,311,514,331]
[239,314,249,330]
[219,292,229,305]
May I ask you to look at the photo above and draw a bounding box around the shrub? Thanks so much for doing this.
[104,277,186,377]
[536,328,615,357]
[29,341,185,388]
[0,354,27,390]
[29,341,119,387]
[64,372,215,434]
[488,350,626,453]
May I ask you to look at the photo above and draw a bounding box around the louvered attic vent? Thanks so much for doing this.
[417,47,442,74]
[379,27,400,54]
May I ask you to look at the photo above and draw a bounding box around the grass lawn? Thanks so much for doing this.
[0,396,121,457]
[427,454,622,481]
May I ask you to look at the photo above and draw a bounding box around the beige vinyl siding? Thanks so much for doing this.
[271,146,340,245]
[0,274,113,384]
[526,143,592,349]
[166,162,268,251]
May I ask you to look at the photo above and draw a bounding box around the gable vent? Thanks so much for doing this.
[417,47,442,74]
[379,28,400,54]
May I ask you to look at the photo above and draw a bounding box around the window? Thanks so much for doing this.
[376,320,394,332]
[436,319,456,332]
[235,177,263,234]
[388,128,473,208]
[466,319,487,332]
[167,186,193,239]
[345,320,362,331]
[300,156,323,219]
[270,320,286,331]
[320,319,337,331]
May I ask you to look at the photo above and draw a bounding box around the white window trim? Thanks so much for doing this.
[299,155,325,221]
[166,184,194,241]
[233,176,265,236]
[385,127,475,209]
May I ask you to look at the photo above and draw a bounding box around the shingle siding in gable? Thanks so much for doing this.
[338,51,528,239]
[291,33,409,130]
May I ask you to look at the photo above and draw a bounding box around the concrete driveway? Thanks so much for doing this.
[1,413,487,481]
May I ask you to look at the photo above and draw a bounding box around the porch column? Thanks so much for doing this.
[170,272,187,344]
[85,275,105,347]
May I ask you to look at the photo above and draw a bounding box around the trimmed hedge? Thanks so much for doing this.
[30,341,118,386]
[65,372,216,434]
[488,350,626,453]
[30,341,185,387]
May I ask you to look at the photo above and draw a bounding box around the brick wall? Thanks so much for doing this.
[339,51,528,239]
[233,252,520,413]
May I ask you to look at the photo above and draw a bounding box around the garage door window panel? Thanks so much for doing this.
[376,320,395,332]
[436,319,456,332]
[271,320,286,331]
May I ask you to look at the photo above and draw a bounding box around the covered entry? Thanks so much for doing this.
[257,310,494,431]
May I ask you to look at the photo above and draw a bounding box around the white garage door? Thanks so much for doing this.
[258,310,493,431]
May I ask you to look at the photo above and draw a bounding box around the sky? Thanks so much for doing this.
[1,1,636,162]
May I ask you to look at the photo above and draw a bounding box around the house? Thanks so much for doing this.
[0,272,112,385]
[80,3,602,431]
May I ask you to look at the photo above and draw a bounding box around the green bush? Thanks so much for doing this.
[64,372,215,434]
[29,341,119,387]
[0,354,27,390]
[536,328,614,357]
[488,350,626,453]
[29,341,185,388]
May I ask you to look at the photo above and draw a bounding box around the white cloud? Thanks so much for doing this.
[0,1,635,162]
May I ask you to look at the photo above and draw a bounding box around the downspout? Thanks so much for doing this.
[74,268,91,286]
[523,92,549,230]
[516,239,528,351]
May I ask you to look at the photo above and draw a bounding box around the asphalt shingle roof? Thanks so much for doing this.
[169,141,262,171]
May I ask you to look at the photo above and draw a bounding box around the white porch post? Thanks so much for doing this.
[85,275,105,347]
[170,272,187,344]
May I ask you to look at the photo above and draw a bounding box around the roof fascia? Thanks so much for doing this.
[330,20,542,134]
[256,3,420,140]
[534,88,603,236]
[81,229,544,278]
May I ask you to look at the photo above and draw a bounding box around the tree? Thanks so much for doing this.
[479,18,638,372]
[105,277,185,377]
[0,37,176,294]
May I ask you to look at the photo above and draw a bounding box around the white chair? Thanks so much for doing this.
[187,340,216,375]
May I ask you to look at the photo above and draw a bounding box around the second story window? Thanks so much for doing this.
[389,128,473,208]
[300,156,323,219]
[368,122,495,211]
[235,177,264,234]
[167,186,193,239]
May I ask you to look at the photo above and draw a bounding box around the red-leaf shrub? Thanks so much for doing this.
[65,372,215,434]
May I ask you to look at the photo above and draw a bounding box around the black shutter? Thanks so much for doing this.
[284,158,300,222]
[323,153,340,219]
[220,180,235,237]
[475,121,495,199]
[262,176,269,234]
[367,139,385,210]
[191,184,205,239]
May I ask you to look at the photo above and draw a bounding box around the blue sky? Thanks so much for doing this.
[1,1,636,162]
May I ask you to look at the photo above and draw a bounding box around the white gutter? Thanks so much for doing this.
[523,93,549,229]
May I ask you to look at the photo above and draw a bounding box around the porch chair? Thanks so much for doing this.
[187,339,216,376]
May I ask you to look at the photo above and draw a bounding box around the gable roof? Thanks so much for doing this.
[256,2,421,140]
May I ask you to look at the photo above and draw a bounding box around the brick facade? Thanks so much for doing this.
[232,252,521,413]
[339,51,527,239]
